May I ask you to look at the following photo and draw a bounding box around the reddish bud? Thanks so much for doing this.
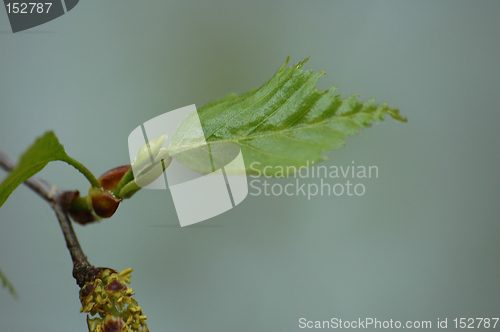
[98,165,131,191]
[80,282,97,298]
[104,279,127,292]
[90,188,121,218]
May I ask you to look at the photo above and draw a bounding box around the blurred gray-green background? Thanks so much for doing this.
[1,1,499,331]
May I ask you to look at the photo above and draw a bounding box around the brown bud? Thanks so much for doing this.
[66,191,97,225]
[102,314,124,332]
[98,165,131,191]
[69,209,97,225]
[90,188,121,218]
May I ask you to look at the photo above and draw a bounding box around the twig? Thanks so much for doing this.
[0,150,96,287]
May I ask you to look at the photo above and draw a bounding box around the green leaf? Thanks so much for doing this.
[0,266,17,298]
[0,132,99,209]
[168,57,406,176]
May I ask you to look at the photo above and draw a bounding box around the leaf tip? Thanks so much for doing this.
[279,56,291,72]
[280,56,310,72]
[0,268,17,299]
[296,56,310,70]
[388,108,407,123]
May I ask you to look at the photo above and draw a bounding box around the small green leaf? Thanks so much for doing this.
[0,132,98,209]
[0,266,17,298]
[169,57,406,176]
